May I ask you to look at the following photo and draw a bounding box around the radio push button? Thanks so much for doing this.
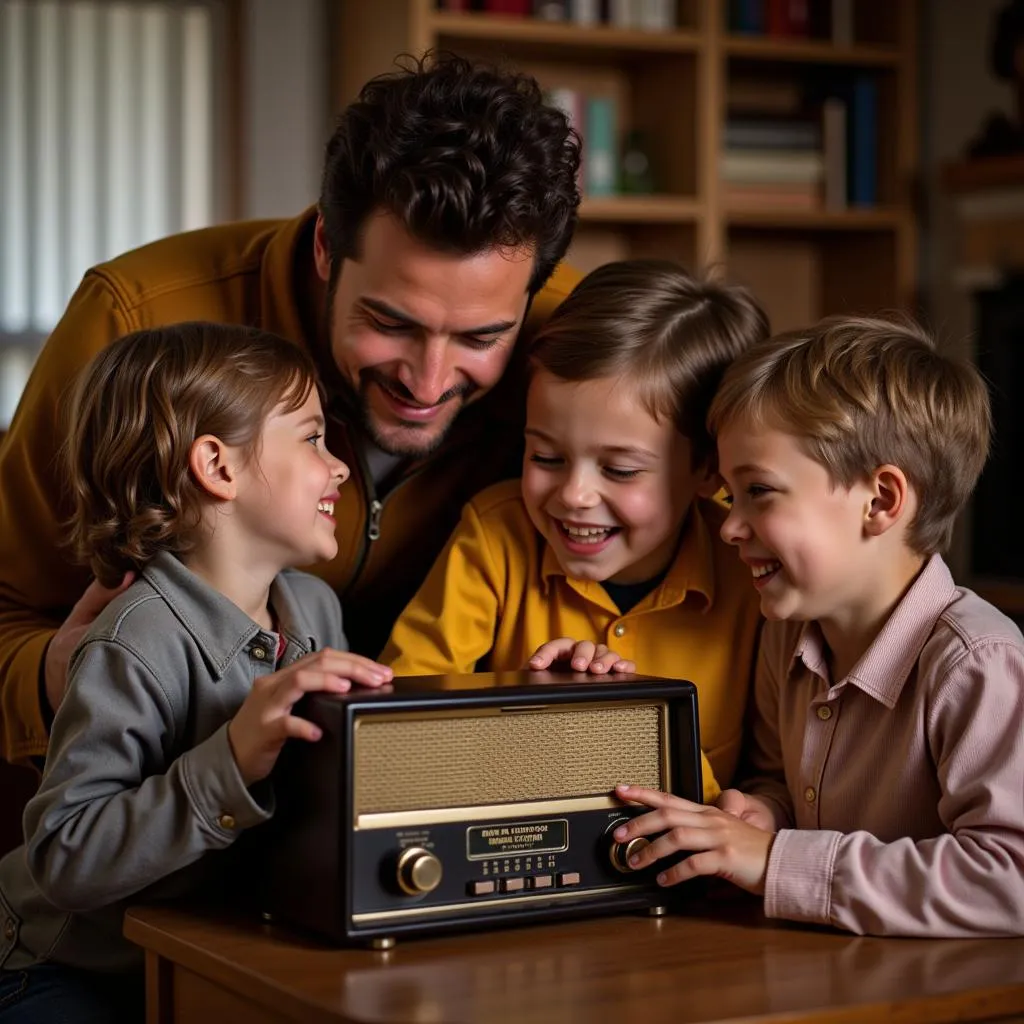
[528,874,554,889]
[396,847,443,896]
[499,877,525,893]
[468,880,496,896]
[557,872,581,886]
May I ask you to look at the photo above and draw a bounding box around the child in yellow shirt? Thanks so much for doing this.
[382,260,769,799]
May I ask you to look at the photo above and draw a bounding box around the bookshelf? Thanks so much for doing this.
[330,0,918,332]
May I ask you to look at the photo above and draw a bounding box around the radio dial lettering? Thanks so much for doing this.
[396,847,443,896]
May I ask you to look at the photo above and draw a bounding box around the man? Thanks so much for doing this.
[0,53,582,769]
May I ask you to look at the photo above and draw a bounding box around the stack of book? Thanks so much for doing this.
[437,0,676,30]
[722,72,878,211]
[722,115,823,210]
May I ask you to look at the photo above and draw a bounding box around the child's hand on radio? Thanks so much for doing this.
[716,789,779,832]
[613,784,774,895]
[228,649,392,786]
[528,638,635,675]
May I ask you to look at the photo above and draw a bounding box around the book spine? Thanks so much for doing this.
[570,0,600,24]
[822,97,847,209]
[721,149,824,184]
[725,120,822,149]
[585,95,618,196]
[534,0,569,17]
[848,75,877,205]
[831,0,853,45]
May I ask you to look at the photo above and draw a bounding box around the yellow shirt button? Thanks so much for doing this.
[218,814,237,830]
[816,705,832,721]
[613,624,626,638]
[804,787,816,803]
[251,646,267,661]
[3,919,14,941]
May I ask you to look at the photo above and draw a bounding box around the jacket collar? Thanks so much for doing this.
[791,554,956,707]
[141,552,318,679]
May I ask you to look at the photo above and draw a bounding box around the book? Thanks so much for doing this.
[570,0,600,24]
[725,117,821,150]
[727,76,804,117]
[724,181,821,210]
[721,149,824,185]
[585,95,618,195]
[848,75,877,205]
[545,86,586,185]
[729,0,765,34]
[831,0,853,45]
[534,0,569,17]
[822,97,847,209]
[637,0,674,30]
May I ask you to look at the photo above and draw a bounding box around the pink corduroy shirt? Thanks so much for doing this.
[742,555,1024,937]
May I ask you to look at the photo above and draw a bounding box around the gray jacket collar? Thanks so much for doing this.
[141,551,317,679]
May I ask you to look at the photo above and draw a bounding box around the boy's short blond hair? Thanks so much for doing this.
[707,315,992,555]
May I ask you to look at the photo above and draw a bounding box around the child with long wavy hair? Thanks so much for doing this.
[0,322,391,1022]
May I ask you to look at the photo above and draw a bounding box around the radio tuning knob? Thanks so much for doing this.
[610,835,650,874]
[396,847,443,896]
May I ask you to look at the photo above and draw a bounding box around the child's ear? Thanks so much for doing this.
[189,435,237,501]
[695,457,723,500]
[863,464,912,538]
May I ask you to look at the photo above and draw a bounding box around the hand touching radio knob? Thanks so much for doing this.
[396,847,443,895]
[610,835,650,874]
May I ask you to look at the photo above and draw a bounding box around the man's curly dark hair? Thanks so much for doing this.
[318,52,582,297]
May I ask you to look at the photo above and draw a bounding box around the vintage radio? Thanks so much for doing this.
[261,671,702,948]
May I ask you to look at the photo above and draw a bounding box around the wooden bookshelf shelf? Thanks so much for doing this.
[724,35,902,68]
[582,196,701,223]
[725,207,906,230]
[333,0,918,329]
[431,13,702,56]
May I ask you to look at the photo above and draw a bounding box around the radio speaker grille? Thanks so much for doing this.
[354,704,664,814]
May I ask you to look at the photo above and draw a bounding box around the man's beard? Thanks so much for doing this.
[356,368,473,458]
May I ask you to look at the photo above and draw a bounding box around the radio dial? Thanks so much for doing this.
[396,847,443,896]
[610,835,650,874]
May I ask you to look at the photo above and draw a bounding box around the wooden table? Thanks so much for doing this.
[124,895,1024,1024]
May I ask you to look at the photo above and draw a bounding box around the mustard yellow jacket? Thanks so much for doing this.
[0,209,580,764]
[382,480,764,801]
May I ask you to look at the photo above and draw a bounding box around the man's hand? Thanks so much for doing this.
[227,648,392,786]
[44,572,135,714]
[613,784,774,894]
[528,637,635,675]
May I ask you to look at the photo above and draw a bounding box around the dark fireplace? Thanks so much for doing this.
[971,278,1024,580]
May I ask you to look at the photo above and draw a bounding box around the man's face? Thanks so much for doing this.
[314,211,534,458]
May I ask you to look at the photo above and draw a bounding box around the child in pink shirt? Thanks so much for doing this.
[615,314,1024,937]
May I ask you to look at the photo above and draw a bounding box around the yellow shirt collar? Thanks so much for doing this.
[540,502,717,612]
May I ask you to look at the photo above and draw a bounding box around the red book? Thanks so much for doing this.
[786,0,809,36]
[767,0,788,36]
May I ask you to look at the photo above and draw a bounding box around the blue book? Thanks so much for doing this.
[848,75,878,206]
[730,0,764,33]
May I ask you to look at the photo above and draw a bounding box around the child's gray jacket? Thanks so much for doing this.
[0,551,345,972]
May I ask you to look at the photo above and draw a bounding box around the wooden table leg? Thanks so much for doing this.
[145,950,174,1024]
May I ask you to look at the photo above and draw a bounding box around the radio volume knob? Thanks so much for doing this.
[610,836,650,873]
[396,847,443,896]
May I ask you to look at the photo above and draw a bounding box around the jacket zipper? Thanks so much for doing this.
[345,435,431,591]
